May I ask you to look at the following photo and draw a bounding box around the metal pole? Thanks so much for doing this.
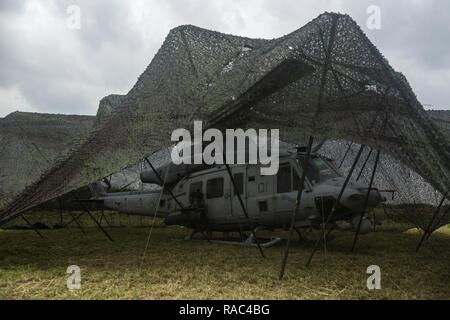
[306,145,365,267]
[279,136,314,280]
[224,163,265,259]
[144,158,211,243]
[416,191,449,252]
[145,159,184,210]
[71,192,114,242]
[356,149,373,181]
[426,206,450,240]
[64,211,86,235]
[339,142,353,169]
[101,209,112,228]
[21,215,44,239]
[352,150,380,252]
[59,198,63,226]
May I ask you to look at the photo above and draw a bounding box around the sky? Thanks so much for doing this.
[0,0,449,117]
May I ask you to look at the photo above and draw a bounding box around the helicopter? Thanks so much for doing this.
[87,142,385,246]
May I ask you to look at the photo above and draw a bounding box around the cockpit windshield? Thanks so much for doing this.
[298,155,340,184]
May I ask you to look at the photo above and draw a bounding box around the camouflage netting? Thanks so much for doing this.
[319,140,450,230]
[0,13,449,225]
[0,112,95,209]
[0,94,124,212]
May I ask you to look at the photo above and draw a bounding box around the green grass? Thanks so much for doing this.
[0,212,449,300]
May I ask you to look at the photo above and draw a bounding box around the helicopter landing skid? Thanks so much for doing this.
[184,229,281,248]
[209,237,282,248]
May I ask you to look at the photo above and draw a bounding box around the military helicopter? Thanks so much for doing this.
[87,142,385,246]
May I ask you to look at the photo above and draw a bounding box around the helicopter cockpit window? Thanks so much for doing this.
[298,156,339,184]
[207,177,224,199]
[277,164,291,194]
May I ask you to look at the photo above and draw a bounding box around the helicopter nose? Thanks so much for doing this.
[364,188,384,207]
[343,188,384,213]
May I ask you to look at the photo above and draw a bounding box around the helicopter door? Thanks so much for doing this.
[246,165,275,224]
[274,163,294,220]
[230,167,246,219]
[205,172,231,223]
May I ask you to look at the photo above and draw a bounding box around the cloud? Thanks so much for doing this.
[0,0,449,117]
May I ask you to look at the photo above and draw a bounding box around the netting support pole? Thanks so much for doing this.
[351,150,381,252]
[144,158,211,243]
[100,209,112,228]
[356,149,373,181]
[306,145,365,267]
[64,212,86,235]
[21,215,44,239]
[339,142,353,169]
[279,136,314,280]
[416,191,449,252]
[426,206,450,241]
[224,163,265,259]
[71,192,114,242]
[59,198,63,226]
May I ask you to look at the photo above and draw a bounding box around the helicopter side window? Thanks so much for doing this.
[298,155,339,184]
[233,173,244,195]
[277,164,291,194]
[207,177,224,199]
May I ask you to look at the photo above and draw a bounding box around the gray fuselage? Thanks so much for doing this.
[99,154,383,233]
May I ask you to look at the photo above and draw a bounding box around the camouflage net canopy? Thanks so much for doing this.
[0,13,449,225]
[0,112,95,209]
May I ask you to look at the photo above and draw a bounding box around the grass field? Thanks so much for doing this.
[0,211,449,300]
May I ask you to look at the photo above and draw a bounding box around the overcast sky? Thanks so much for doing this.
[1,0,449,117]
